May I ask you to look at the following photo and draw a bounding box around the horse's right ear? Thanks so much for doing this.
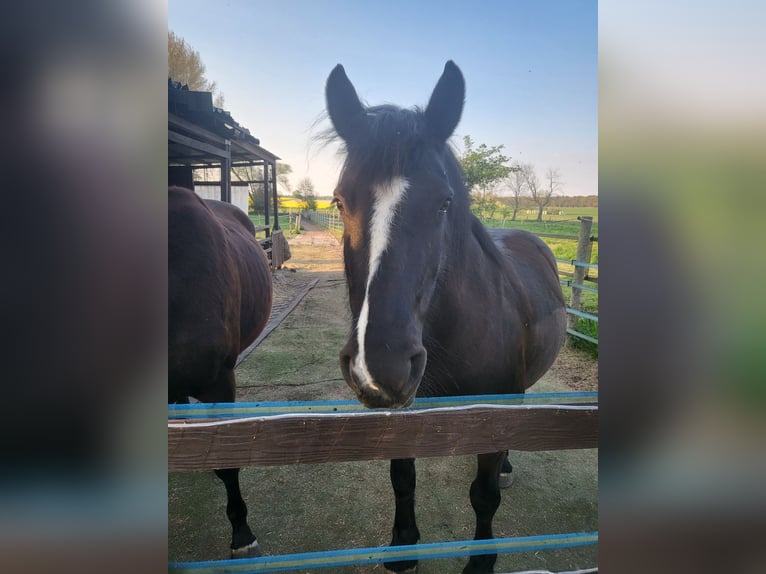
[326,64,366,143]
[425,61,465,142]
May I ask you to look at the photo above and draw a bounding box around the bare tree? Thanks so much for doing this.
[276,163,292,197]
[542,168,563,218]
[504,162,527,221]
[168,31,225,104]
[230,162,292,214]
[523,164,562,222]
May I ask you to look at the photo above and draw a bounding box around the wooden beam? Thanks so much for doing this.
[231,163,266,171]
[168,405,597,471]
[263,161,270,230]
[169,113,227,145]
[221,140,231,203]
[235,138,281,163]
[168,130,229,159]
[271,161,280,230]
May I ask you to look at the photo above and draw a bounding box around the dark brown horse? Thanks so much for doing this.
[325,62,566,573]
[168,185,273,557]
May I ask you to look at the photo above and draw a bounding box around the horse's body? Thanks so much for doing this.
[168,185,272,557]
[325,62,566,573]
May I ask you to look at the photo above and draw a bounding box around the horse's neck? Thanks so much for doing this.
[431,214,511,331]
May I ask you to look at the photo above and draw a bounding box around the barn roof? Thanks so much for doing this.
[168,79,280,166]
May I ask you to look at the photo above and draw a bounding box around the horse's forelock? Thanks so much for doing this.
[337,105,427,183]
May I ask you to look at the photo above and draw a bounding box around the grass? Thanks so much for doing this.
[490,206,598,223]
[249,213,305,240]
[478,217,599,239]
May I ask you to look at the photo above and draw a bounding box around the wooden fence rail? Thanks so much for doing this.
[169,395,598,571]
[169,404,597,472]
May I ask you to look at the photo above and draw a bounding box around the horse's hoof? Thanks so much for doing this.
[231,539,261,558]
[385,567,417,573]
[498,471,514,489]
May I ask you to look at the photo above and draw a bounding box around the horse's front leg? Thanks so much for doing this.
[463,451,505,574]
[213,467,260,557]
[200,369,260,558]
[385,457,420,573]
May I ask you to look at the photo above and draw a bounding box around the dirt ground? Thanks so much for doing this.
[168,221,598,572]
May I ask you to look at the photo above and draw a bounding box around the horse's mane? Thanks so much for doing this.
[321,102,508,269]
[321,104,439,183]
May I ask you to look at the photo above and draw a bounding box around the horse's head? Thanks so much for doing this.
[326,61,467,408]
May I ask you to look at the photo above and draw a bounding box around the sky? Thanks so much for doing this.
[169,0,597,197]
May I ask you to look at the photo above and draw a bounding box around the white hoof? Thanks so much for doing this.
[231,539,261,558]
[498,471,514,488]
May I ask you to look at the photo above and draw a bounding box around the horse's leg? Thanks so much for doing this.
[213,467,259,556]
[199,370,260,558]
[463,451,505,574]
[498,451,514,488]
[384,458,420,573]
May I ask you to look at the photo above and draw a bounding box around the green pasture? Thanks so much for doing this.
[477,209,598,237]
[249,213,304,239]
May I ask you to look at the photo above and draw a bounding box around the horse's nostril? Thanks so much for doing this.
[408,349,427,384]
[339,349,354,388]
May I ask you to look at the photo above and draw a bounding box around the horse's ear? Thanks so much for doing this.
[326,64,366,143]
[425,61,465,142]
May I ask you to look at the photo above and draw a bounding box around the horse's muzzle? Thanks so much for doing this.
[340,343,426,409]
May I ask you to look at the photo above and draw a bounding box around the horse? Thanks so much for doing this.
[168,185,273,557]
[325,62,566,573]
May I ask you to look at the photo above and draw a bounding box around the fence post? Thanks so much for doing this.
[567,216,594,332]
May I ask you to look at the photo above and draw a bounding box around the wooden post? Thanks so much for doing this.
[568,216,594,332]
[271,162,280,230]
[220,140,231,203]
[262,161,270,235]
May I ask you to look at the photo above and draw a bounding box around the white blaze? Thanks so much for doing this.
[351,176,409,389]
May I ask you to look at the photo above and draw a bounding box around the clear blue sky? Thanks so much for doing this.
[169,0,597,197]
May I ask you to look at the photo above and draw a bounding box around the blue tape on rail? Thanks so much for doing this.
[168,392,598,419]
[169,531,598,573]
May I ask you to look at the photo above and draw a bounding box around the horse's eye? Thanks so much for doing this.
[332,197,345,212]
[438,198,452,214]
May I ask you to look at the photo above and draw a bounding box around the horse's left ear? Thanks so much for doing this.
[425,61,465,142]
[326,64,366,143]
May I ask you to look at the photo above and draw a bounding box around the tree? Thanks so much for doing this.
[294,177,317,211]
[231,162,292,214]
[498,203,513,226]
[168,31,225,104]
[504,162,527,221]
[459,136,512,220]
[277,163,292,197]
[523,164,562,221]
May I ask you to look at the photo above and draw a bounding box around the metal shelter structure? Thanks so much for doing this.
[168,79,286,266]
